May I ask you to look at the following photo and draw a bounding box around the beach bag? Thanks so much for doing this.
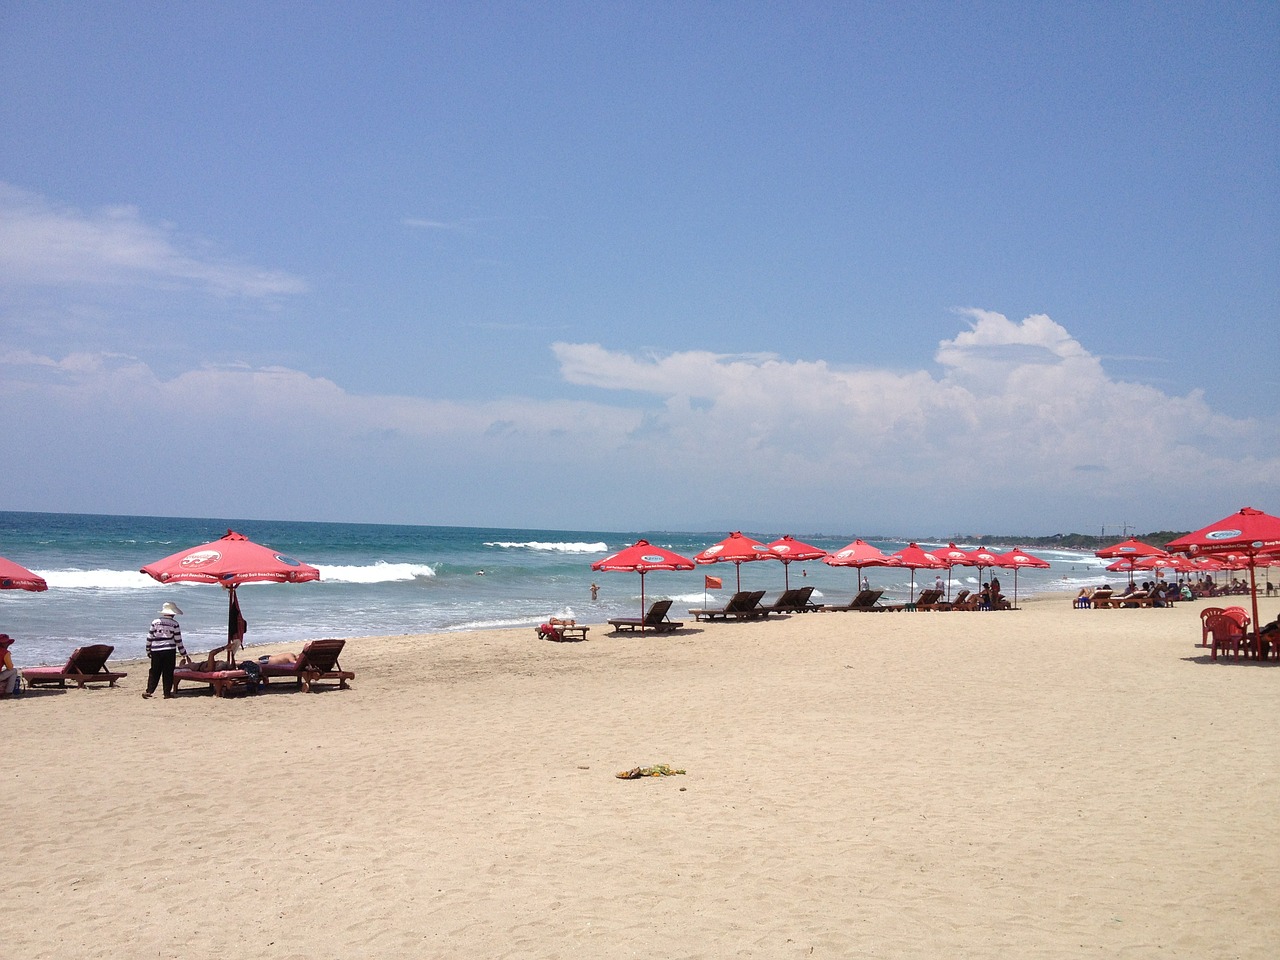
[240,659,260,693]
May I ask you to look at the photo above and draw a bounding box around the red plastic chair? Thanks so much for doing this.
[1223,606,1250,628]
[1206,615,1246,661]
[1199,607,1224,646]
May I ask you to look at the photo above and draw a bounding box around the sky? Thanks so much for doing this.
[1,2,1277,537]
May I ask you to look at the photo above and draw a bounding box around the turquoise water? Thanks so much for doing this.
[0,511,1105,666]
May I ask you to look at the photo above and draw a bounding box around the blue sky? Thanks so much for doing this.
[1,3,1276,536]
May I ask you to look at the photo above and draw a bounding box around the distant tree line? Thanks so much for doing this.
[960,531,1191,551]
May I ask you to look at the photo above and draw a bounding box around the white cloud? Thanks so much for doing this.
[0,182,306,297]
[552,311,1276,513]
[0,310,1274,531]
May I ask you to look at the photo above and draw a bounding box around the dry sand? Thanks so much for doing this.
[3,595,1278,959]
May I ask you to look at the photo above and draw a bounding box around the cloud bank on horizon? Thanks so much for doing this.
[1,179,1272,534]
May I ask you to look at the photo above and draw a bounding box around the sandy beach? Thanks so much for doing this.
[3,594,1277,959]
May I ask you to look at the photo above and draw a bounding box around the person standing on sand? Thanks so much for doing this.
[144,601,190,700]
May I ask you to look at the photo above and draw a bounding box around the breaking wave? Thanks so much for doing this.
[484,541,609,554]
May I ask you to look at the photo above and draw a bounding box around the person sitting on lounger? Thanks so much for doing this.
[537,618,574,640]
[0,635,16,697]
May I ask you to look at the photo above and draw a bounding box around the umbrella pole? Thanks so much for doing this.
[639,571,647,634]
[226,584,239,666]
[1250,563,1261,659]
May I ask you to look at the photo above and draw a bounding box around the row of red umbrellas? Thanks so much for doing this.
[590,532,1054,625]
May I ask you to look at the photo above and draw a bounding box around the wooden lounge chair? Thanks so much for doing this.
[689,590,769,621]
[915,589,948,611]
[607,598,683,633]
[1118,591,1154,608]
[173,665,251,698]
[762,586,816,614]
[22,644,128,689]
[1089,588,1118,609]
[818,589,885,612]
[880,588,943,612]
[941,589,971,611]
[258,638,354,692]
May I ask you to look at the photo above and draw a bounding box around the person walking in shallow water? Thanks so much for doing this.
[590,582,599,601]
[144,601,190,699]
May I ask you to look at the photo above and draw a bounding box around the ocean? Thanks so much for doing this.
[0,511,1114,667]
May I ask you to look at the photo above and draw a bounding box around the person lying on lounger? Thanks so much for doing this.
[254,652,299,665]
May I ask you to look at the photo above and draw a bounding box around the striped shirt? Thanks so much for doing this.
[146,615,187,658]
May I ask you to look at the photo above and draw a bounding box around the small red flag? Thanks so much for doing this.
[705,575,722,589]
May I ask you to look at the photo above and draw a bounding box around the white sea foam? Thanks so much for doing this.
[484,541,609,554]
[39,569,156,590]
[319,562,437,584]
[447,616,540,631]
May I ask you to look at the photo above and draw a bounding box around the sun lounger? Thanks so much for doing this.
[762,586,816,614]
[1118,591,1154,608]
[818,589,886,612]
[173,666,251,697]
[21,644,128,689]
[689,590,769,621]
[258,638,354,692]
[1088,589,1119,609]
[607,598,683,633]
[914,589,947,611]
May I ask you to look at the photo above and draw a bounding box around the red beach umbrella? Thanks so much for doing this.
[1095,538,1166,560]
[591,539,695,630]
[963,547,1005,593]
[765,536,828,590]
[890,543,947,603]
[0,555,48,592]
[141,530,320,659]
[823,539,902,593]
[1132,553,1194,576]
[694,531,779,593]
[1167,507,1280,658]
[996,547,1050,609]
[1104,557,1142,583]
[935,543,975,601]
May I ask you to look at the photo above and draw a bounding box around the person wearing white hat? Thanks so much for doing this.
[144,601,190,699]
